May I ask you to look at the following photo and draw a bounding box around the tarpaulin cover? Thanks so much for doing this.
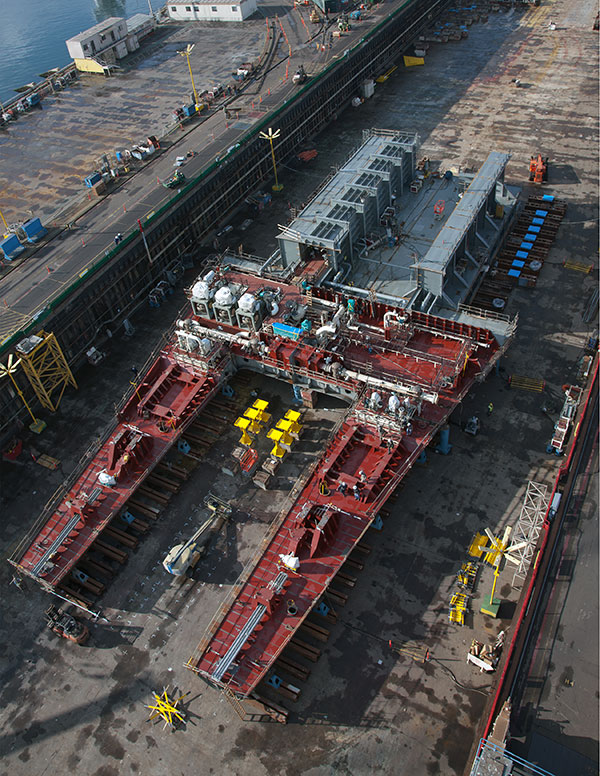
[0,234,25,260]
[272,323,302,341]
[22,218,47,243]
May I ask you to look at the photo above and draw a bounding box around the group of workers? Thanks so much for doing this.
[333,469,368,502]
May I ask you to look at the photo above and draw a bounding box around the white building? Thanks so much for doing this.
[127,13,156,42]
[66,18,129,63]
[167,0,257,22]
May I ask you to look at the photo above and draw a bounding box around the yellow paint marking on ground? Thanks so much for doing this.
[533,36,562,85]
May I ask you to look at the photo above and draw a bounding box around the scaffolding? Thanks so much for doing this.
[15,330,78,412]
[510,481,549,586]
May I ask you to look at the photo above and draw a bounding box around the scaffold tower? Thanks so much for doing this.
[15,331,78,412]
[511,481,549,586]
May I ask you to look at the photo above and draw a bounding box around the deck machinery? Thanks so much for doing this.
[9,247,514,712]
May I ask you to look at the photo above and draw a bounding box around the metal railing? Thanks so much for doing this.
[457,302,513,324]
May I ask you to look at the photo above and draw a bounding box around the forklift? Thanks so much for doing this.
[292,65,308,85]
[45,605,89,645]
[162,494,233,576]
[528,154,549,183]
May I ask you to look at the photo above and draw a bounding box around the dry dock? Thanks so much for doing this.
[0,1,598,775]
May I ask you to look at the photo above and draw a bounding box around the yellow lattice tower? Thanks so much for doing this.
[15,331,77,412]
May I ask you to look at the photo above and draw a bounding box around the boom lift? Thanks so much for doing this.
[162,494,232,576]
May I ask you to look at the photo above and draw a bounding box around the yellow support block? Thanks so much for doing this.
[235,416,253,446]
[245,407,270,428]
[243,416,263,435]
[277,418,301,436]
[403,55,425,67]
[270,442,286,459]
[267,427,293,449]
[285,409,301,423]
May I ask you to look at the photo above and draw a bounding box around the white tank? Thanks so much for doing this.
[214,285,235,306]
[203,270,216,284]
[200,338,212,355]
[191,280,210,301]
[388,394,400,412]
[98,471,117,486]
[238,292,256,313]
[370,391,382,409]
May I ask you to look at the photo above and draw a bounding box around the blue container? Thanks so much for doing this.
[516,250,529,259]
[22,217,47,243]
[508,268,521,278]
[535,209,548,217]
[84,172,102,188]
[0,234,26,260]
[528,225,541,233]
[542,194,554,202]
[525,233,537,242]
[512,259,525,269]
[273,322,302,341]
[531,217,545,226]
[520,242,533,250]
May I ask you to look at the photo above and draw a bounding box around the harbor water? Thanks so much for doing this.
[0,0,163,105]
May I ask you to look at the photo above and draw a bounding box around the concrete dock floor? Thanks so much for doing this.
[0,1,598,775]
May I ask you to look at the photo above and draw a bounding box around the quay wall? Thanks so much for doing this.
[0,0,450,437]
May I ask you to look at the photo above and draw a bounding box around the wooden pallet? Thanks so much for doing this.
[36,453,60,470]
[563,259,593,274]
[509,375,545,392]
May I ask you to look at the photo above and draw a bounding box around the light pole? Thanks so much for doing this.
[259,127,283,193]
[0,354,46,433]
[0,206,9,237]
[479,528,526,618]
[178,44,199,111]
